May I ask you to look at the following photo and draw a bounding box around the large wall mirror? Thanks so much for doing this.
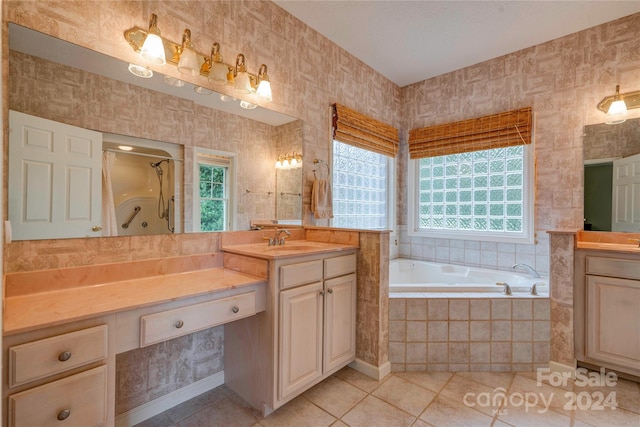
[583,116,640,232]
[7,24,302,240]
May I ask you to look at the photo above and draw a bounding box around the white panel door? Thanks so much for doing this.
[9,111,102,240]
[612,152,640,232]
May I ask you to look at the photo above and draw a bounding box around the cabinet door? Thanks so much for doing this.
[279,281,323,400]
[586,275,640,371]
[323,273,356,373]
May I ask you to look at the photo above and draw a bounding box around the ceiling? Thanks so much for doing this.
[274,1,640,87]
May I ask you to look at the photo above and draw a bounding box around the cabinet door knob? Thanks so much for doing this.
[327,288,333,294]
[174,320,184,329]
[319,290,325,296]
[232,306,240,314]
[57,409,71,420]
[91,225,102,232]
[58,351,72,362]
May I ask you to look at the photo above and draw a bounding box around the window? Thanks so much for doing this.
[193,149,235,232]
[409,144,534,243]
[331,140,394,230]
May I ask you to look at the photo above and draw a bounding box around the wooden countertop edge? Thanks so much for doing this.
[3,268,265,336]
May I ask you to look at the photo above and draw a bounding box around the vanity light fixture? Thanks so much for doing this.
[128,63,153,78]
[139,14,166,65]
[163,75,185,87]
[597,85,640,125]
[124,16,274,102]
[194,86,213,95]
[256,64,272,102]
[240,100,258,110]
[206,42,231,86]
[234,54,252,94]
[275,153,303,169]
[177,29,199,76]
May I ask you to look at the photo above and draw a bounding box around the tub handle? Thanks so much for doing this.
[497,282,512,295]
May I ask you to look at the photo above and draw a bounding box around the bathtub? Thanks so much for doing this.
[389,258,548,298]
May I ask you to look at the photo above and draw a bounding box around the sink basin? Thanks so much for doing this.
[267,244,318,251]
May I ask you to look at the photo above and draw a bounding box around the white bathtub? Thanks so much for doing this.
[389,258,548,298]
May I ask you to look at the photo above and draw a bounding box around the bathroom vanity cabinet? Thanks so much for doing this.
[222,247,357,416]
[574,249,640,378]
[2,265,267,427]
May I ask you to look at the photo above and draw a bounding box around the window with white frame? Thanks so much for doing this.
[409,144,534,242]
[331,140,393,230]
[193,149,235,232]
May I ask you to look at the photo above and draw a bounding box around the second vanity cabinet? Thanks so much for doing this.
[574,249,640,378]
[223,247,357,416]
[279,255,356,400]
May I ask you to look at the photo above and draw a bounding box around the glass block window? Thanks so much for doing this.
[332,140,390,229]
[416,145,526,234]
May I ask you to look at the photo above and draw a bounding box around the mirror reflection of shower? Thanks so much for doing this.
[102,136,182,236]
[149,159,175,232]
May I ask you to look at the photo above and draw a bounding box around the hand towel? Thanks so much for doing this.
[311,179,333,219]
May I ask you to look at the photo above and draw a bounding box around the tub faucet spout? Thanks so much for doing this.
[512,263,541,278]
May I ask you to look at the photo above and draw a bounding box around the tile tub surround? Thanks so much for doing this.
[389,298,551,372]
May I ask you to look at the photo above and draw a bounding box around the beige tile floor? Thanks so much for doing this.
[135,367,640,427]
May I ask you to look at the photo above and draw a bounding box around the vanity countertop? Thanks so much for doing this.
[4,267,265,336]
[576,230,640,254]
[222,240,358,260]
[575,241,640,253]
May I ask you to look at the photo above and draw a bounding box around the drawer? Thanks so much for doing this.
[8,365,107,427]
[586,256,640,280]
[8,325,108,388]
[140,291,256,347]
[324,253,356,279]
[280,260,323,289]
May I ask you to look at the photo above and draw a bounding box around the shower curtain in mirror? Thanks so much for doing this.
[102,151,118,236]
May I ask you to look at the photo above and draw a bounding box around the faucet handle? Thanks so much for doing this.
[262,236,274,246]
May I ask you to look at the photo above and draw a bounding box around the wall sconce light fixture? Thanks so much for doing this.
[275,153,303,169]
[597,85,640,125]
[256,64,272,102]
[177,29,199,76]
[124,15,273,103]
[139,14,166,65]
[207,42,229,86]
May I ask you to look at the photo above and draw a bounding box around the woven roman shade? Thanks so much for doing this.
[332,103,399,157]
[408,107,532,159]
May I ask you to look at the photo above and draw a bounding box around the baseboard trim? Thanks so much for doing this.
[114,371,225,427]
[349,358,391,380]
[549,360,577,379]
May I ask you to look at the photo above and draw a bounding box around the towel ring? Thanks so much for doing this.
[313,159,330,180]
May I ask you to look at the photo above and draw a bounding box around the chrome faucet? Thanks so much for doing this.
[263,228,290,246]
[512,263,541,278]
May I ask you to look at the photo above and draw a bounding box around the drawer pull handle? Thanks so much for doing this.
[58,351,72,362]
[174,320,184,329]
[327,288,333,294]
[57,409,71,421]
[232,306,240,314]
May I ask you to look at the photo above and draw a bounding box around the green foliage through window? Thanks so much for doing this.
[199,163,227,231]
